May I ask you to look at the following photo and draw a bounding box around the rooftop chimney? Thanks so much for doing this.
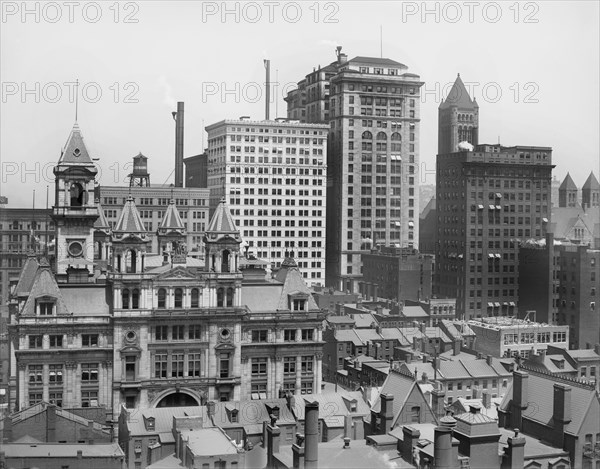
[511,371,529,430]
[174,101,184,187]
[400,426,421,461]
[47,403,57,442]
[304,401,319,469]
[502,429,526,469]
[433,426,456,469]
[380,393,395,434]
[552,383,572,445]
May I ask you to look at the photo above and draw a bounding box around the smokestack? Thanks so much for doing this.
[174,101,184,187]
[264,60,271,120]
[304,401,319,469]
[433,426,454,469]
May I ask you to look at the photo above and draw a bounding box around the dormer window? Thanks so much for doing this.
[293,299,306,311]
[37,299,55,316]
[145,416,155,431]
[230,409,239,423]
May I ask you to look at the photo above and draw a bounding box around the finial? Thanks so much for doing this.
[457,73,460,77]
[75,79,79,123]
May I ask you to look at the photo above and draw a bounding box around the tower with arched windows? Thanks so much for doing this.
[111,195,150,274]
[438,74,479,155]
[157,199,187,265]
[52,123,99,281]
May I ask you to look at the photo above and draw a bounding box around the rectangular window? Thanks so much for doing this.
[171,353,184,378]
[49,364,63,384]
[301,356,314,373]
[172,325,185,341]
[284,329,296,341]
[189,325,201,340]
[81,363,99,382]
[155,325,168,341]
[251,330,268,342]
[284,357,296,375]
[29,392,43,406]
[155,353,167,378]
[188,353,202,377]
[49,391,63,407]
[28,364,43,383]
[220,353,230,378]
[301,329,314,341]
[81,390,98,407]
[38,301,54,315]
[82,334,99,347]
[251,358,268,377]
[301,381,313,394]
[29,335,43,349]
[49,335,63,348]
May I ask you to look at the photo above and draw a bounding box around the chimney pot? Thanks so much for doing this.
[343,437,351,448]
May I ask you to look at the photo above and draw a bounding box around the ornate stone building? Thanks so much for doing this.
[8,123,325,419]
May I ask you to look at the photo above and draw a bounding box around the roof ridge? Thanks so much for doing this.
[520,364,596,389]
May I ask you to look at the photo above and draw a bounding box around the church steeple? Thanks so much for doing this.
[438,74,479,154]
[558,173,578,208]
[52,123,99,280]
[582,172,600,208]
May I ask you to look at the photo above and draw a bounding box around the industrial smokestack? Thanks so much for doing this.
[264,59,270,120]
[305,401,319,469]
[174,101,184,187]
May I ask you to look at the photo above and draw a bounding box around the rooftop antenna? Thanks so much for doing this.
[380,25,383,58]
[31,189,35,251]
[44,185,49,257]
[275,69,279,118]
[74,79,79,122]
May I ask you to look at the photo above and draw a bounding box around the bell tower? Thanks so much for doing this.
[52,123,99,281]
[438,74,479,154]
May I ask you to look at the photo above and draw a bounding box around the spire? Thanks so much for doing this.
[58,123,93,165]
[94,199,111,233]
[440,74,478,110]
[158,199,186,234]
[114,195,147,235]
[206,197,240,240]
[582,172,600,190]
[559,173,578,191]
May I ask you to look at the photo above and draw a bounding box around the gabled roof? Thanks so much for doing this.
[158,199,185,233]
[206,197,238,234]
[20,260,70,316]
[499,369,600,435]
[14,254,39,297]
[274,258,319,311]
[439,74,478,110]
[58,123,94,165]
[559,173,578,191]
[582,171,600,190]
[114,195,146,234]
[371,369,418,414]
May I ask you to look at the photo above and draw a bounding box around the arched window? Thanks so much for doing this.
[131,289,140,309]
[376,131,387,140]
[126,250,137,273]
[157,288,166,308]
[191,288,199,308]
[391,132,402,141]
[174,288,183,308]
[217,288,224,307]
[362,131,372,140]
[122,289,130,309]
[69,182,84,207]
[222,250,230,273]
[226,287,234,307]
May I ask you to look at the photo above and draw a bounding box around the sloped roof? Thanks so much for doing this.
[351,312,377,328]
[274,259,319,311]
[14,254,39,297]
[349,56,408,69]
[582,172,600,190]
[126,406,208,436]
[440,74,478,110]
[559,173,578,191]
[94,201,111,231]
[334,329,363,346]
[499,369,599,435]
[550,206,599,240]
[371,370,417,414]
[206,197,238,234]
[158,199,185,233]
[114,195,146,234]
[21,261,70,316]
[58,123,94,165]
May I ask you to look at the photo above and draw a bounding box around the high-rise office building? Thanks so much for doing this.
[205,118,328,284]
[286,48,423,292]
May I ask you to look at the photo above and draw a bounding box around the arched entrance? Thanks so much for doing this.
[154,390,201,408]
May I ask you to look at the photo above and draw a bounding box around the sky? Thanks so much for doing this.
[1,0,599,208]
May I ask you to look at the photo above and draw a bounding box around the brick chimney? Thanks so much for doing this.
[472,386,480,399]
[486,355,493,366]
[552,383,572,446]
[433,426,458,469]
[379,393,394,434]
[482,391,491,409]
[400,426,421,461]
[510,371,529,429]
[47,403,57,442]
[453,339,461,356]
[266,419,281,468]
[304,401,319,469]
[431,388,446,420]
[292,433,305,469]
[502,429,526,469]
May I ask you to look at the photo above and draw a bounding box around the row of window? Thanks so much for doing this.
[503,331,567,344]
[251,328,314,343]
[29,390,97,408]
[446,379,507,391]
[28,363,98,383]
[28,334,99,349]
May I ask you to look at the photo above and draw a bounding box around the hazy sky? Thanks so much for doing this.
[1,1,599,208]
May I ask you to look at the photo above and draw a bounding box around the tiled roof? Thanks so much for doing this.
[114,195,146,234]
[439,74,477,110]
[206,197,238,234]
[14,254,39,297]
[158,199,185,233]
[499,369,599,435]
[559,172,578,191]
[582,171,600,190]
[58,123,94,165]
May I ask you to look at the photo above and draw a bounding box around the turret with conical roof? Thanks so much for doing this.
[438,74,479,154]
[558,173,578,208]
[582,172,599,208]
[157,199,187,264]
[204,197,241,273]
[111,195,149,273]
[93,199,112,262]
[52,123,99,280]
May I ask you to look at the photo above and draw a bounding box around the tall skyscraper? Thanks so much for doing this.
[435,78,554,319]
[287,48,423,292]
[205,118,328,284]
